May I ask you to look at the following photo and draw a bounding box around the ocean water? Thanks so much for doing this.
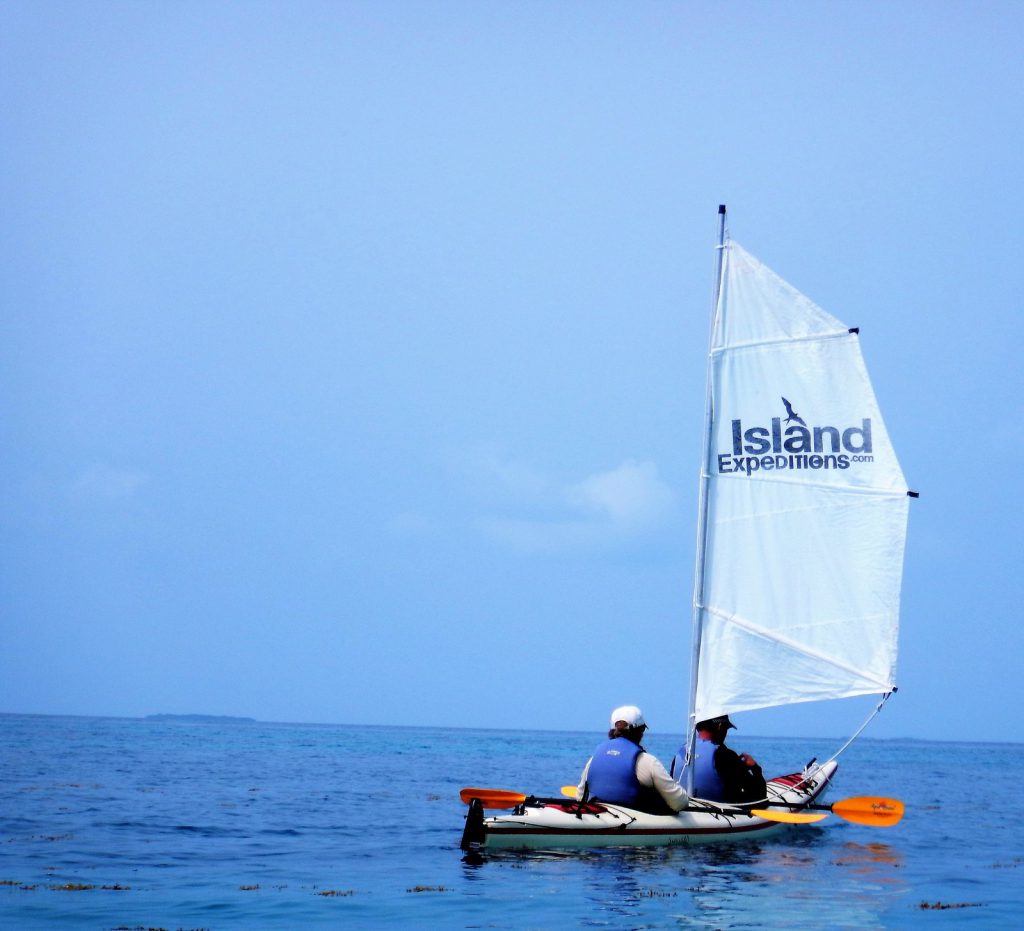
[1,715,1022,929]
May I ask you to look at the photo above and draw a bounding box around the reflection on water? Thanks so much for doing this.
[832,841,905,873]
[470,831,909,929]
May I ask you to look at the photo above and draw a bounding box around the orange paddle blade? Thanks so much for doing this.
[832,796,904,827]
[751,808,829,824]
[560,785,578,799]
[459,787,526,808]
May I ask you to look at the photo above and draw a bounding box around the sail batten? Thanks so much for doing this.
[689,237,910,726]
[709,328,852,355]
[707,474,911,498]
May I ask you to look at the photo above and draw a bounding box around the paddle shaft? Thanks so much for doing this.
[462,786,902,825]
[674,796,901,826]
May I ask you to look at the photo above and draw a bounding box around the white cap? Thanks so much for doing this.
[610,705,645,728]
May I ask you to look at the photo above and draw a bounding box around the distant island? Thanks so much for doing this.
[145,714,257,723]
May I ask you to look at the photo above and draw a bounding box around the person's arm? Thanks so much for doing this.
[715,746,765,802]
[636,753,690,812]
[740,753,766,801]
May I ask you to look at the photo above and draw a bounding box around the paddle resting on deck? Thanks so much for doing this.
[460,786,903,826]
[764,796,905,827]
[559,785,902,826]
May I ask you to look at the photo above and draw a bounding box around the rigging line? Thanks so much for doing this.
[691,764,824,809]
[823,690,895,765]
[742,757,839,805]
[689,796,762,814]
[599,805,638,826]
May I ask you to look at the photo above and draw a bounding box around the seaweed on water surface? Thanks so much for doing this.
[111,926,210,930]
[917,901,983,910]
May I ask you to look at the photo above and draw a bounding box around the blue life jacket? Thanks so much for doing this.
[691,742,726,801]
[586,737,643,806]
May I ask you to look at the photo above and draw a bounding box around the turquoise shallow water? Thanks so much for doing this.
[1,714,1023,929]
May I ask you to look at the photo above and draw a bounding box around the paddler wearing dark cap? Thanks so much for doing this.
[673,714,767,804]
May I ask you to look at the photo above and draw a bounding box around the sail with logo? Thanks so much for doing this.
[683,207,914,782]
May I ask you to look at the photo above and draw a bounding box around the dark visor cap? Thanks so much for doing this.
[696,715,736,732]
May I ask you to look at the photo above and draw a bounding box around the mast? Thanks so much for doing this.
[683,204,728,794]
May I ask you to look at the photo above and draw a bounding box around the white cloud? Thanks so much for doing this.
[476,515,597,553]
[467,453,676,553]
[566,460,675,526]
[456,443,553,499]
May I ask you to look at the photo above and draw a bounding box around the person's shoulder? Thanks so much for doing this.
[638,750,668,769]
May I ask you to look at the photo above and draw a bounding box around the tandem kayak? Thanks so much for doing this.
[461,760,838,850]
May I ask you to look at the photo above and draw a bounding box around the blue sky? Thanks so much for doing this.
[2,1,1022,743]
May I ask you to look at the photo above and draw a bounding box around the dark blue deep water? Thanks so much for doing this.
[2,714,1022,929]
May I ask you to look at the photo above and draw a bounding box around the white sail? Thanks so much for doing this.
[692,241,911,722]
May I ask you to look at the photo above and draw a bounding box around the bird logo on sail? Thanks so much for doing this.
[718,400,874,477]
[781,397,806,427]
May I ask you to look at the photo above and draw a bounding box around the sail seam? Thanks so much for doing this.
[710,329,852,355]
[709,471,911,498]
[701,605,893,691]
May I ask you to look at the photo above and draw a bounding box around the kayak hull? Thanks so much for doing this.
[466,761,837,850]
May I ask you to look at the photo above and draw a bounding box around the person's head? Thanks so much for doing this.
[608,705,647,743]
[695,715,735,745]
